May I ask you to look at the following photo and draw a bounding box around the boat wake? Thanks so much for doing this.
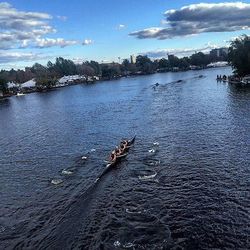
[148,148,156,153]
[138,171,157,180]
[125,206,146,215]
[113,240,135,249]
[51,179,63,185]
[61,169,74,175]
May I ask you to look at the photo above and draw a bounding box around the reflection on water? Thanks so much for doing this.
[0,67,249,249]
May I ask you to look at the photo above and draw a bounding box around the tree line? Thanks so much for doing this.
[0,44,232,94]
[228,35,250,77]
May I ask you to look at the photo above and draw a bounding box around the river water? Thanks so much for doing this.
[0,67,249,249]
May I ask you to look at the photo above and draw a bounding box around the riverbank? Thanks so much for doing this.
[0,64,231,99]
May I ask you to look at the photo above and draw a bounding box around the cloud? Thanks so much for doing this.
[117,24,126,30]
[56,15,67,21]
[82,39,92,45]
[0,51,47,63]
[141,43,220,58]
[0,3,77,49]
[72,57,84,64]
[35,38,78,48]
[130,2,250,39]
[0,2,51,30]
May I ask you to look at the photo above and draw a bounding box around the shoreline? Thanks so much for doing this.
[0,65,230,99]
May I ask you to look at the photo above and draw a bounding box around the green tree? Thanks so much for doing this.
[136,55,154,74]
[168,55,180,68]
[190,52,209,66]
[87,61,101,76]
[158,58,169,69]
[122,59,130,70]
[36,77,57,88]
[54,57,77,76]
[0,72,8,94]
[228,35,250,76]
[101,63,121,79]
[179,57,190,69]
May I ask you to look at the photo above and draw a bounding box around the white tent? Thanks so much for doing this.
[21,79,36,88]
[7,82,19,89]
[58,75,85,84]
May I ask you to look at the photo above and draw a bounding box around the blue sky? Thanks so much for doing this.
[1,0,250,69]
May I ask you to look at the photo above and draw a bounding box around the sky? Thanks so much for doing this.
[1,0,250,69]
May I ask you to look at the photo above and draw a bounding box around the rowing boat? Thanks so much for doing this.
[106,135,136,167]
[95,136,136,182]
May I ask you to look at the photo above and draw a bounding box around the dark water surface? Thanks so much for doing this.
[0,68,249,249]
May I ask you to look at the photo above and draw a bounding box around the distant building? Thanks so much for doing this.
[130,55,136,64]
[168,54,175,61]
[210,48,229,58]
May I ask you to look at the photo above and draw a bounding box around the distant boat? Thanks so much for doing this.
[227,75,250,86]
[16,92,25,96]
[241,75,250,86]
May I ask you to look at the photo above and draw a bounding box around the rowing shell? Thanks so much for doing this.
[95,136,136,182]
[106,152,128,168]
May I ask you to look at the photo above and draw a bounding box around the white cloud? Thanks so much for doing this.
[82,39,93,45]
[35,38,78,48]
[0,51,46,63]
[0,3,78,50]
[130,2,250,39]
[20,40,30,48]
[0,2,51,30]
[117,24,126,30]
[56,15,67,21]
[72,57,84,64]
[141,43,220,59]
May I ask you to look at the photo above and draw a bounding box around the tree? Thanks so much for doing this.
[87,61,101,76]
[136,55,154,74]
[76,63,95,76]
[179,57,190,69]
[168,55,180,68]
[158,58,169,69]
[101,63,121,79]
[36,77,57,88]
[190,52,209,66]
[31,63,48,77]
[0,71,8,94]
[54,57,77,76]
[122,59,130,69]
[228,35,250,76]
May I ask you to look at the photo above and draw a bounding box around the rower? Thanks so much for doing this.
[110,152,117,162]
[120,143,126,151]
[121,140,128,147]
[115,148,123,156]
